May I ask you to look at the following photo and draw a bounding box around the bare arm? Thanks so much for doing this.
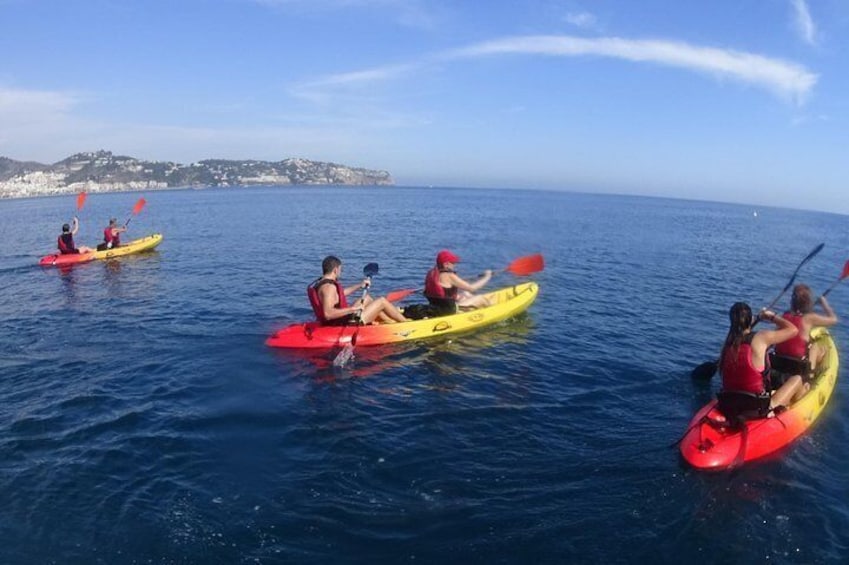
[807,296,838,328]
[343,279,369,297]
[319,284,361,320]
[447,270,492,293]
[755,310,799,349]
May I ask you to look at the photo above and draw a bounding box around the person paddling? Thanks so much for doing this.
[773,284,838,375]
[719,302,808,416]
[308,256,407,325]
[423,250,492,314]
[57,217,93,254]
[100,217,127,250]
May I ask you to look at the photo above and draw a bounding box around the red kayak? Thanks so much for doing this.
[680,328,838,470]
[38,252,96,267]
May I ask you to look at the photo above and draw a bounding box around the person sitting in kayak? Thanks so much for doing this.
[719,302,808,416]
[773,284,838,376]
[308,256,407,326]
[100,218,127,250]
[423,250,492,315]
[57,217,93,254]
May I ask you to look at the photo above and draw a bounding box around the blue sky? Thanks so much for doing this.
[1,0,847,212]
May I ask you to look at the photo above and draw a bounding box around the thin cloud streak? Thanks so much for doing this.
[0,86,82,126]
[296,34,818,105]
[289,62,421,106]
[448,36,817,104]
[564,11,599,30]
[790,0,817,45]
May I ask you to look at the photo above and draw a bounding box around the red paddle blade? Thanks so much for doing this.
[76,192,87,210]
[132,198,147,215]
[840,260,849,280]
[387,288,419,302]
[505,253,544,276]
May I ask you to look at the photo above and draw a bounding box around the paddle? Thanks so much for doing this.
[76,191,87,211]
[124,197,147,227]
[333,262,379,367]
[386,253,546,302]
[63,191,87,248]
[691,242,825,380]
[820,260,849,298]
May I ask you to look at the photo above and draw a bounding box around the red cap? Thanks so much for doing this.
[436,250,460,266]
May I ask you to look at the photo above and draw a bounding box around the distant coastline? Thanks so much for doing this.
[0,150,393,200]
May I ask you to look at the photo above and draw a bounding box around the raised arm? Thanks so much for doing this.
[755,309,799,348]
[808,296,838,327]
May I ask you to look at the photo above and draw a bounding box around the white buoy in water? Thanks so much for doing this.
[753,211,758,218]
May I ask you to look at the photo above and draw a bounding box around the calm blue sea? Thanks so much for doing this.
[1,186,848,564]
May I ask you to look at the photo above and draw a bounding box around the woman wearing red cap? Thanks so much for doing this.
[424,250,492,314]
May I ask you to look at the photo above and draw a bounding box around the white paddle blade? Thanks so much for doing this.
[333,344,355,367]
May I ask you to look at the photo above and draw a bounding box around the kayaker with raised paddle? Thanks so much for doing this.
[99,217,127,251]
[773,284,838,376]
[57,217,93,254]
[719,302,808,417]
[424,249,492,313]
[308,256,406,325]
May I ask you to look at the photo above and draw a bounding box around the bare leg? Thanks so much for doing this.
[360,297,407,324]
[808,343,825,374]
[457,294,491,309]
[770,375,807,409]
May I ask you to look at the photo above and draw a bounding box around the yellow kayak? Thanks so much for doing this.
[39,233,163,266]
[267,282,539,348]
[92,233,163,260]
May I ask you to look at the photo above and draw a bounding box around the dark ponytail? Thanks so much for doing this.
[720,302,753,369]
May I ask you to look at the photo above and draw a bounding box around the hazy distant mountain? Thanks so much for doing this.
[0,150,393,199]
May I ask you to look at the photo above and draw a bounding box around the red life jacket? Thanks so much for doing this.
[104,227,120,247]
[307,278,348,323]
[57,233,77,254]
[720,334,770,394]
[424,267,458,301]
[774,312,808,358]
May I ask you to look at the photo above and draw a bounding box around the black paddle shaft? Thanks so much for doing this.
[690,243,825,380]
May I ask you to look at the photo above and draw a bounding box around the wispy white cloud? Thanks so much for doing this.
[0,85,400,163]
[296,34,818,105]
[448,36,817,103]
[0,86,81,126]
[790,0,817,45]
[564,11,598,30]
[288,62,422,108]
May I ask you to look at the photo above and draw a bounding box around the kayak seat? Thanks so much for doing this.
[716,390,771,426]
[769,353,811,387]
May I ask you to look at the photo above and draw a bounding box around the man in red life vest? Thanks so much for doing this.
[308,256,407,325]
[423,250,492,314]
[57,217,93,254]
[101,218,127,250]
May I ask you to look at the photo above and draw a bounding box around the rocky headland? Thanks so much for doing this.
[0,151,393,199]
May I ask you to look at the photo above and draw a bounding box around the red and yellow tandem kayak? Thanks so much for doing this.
[39,233,163,266]
[680,327,838,470]
[266,282,539,348]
